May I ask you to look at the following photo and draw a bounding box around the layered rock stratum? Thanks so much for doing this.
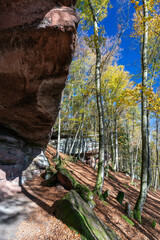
[0,0,79,180]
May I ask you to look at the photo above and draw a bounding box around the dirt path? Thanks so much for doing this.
[0,193,38,240]
[0,179,80,240]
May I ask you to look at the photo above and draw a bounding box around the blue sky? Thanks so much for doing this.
[102,0,141,80]
[100,0,159,90]
[77,0,159,91]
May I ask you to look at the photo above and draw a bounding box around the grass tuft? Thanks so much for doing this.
[121,215,134,226]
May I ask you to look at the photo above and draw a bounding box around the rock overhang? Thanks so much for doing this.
[0,0,79,180]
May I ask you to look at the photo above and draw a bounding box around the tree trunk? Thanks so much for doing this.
[147,108,151,186]
[126,122,130,173]
[110,120,115,169]
[105,130,109,177]
[94,116,97,170]
[131,112,135,183]
[134,134,141,179]
[69,122,82,155]
[154,114,159,190]
[78,116,85,160]
[134,0,149,223]
[88,0,105,195]
[56,92,64,159]
[114,116,119,172]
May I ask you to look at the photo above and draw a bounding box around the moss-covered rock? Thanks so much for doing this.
[116,191,125,205]
[55,163,77,190]
[55,164,95,208]
[75,184,95,209]
[125,202,133,219]
[54,190,121,240]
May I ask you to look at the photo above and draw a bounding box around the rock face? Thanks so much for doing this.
[0,0,79,180]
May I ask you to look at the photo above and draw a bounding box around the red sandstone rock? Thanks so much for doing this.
[57,172,74,190]
[0,0,79,180]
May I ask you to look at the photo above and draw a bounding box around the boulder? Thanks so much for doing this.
[116,191,125,205]
[75,183,96,209]
[41,173,57,187]
[125,202,133,219]
[33,151,49,169]
[54,190,121,240]
[21,151,50,184]
[0,0,79,180]
[55,164,95,208]
[56,164,77,190]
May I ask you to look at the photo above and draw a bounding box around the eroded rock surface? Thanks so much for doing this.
[0,0,79,180]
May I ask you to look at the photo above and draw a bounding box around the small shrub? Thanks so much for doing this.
[102,201,109,206]
[45,166,55,177]
[151,220,156,228]
[108,172,115,180]
[109,165,114,172]
[98,193,104,201]
[103,190,109,200]
[72,157,78,163]
[68,155,73,162]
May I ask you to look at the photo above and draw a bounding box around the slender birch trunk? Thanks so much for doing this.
[126,122,130,173]
[94,116,97,170]
[147,108,151,186]
[82,134,87,162]
[114,116,119,172]
[110,119,115,169]
[88,0,105,195]
[69,122,82,155]
[64,136,69,154]
[105,131,109,177]
[78,116,85,160]
[134,134,141,179]
[131,112,135,182]
[154,115,159,190]
[56,92,64,160]
[134,0,149,222]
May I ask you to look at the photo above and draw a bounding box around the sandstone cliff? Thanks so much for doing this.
[0,0,79,180]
